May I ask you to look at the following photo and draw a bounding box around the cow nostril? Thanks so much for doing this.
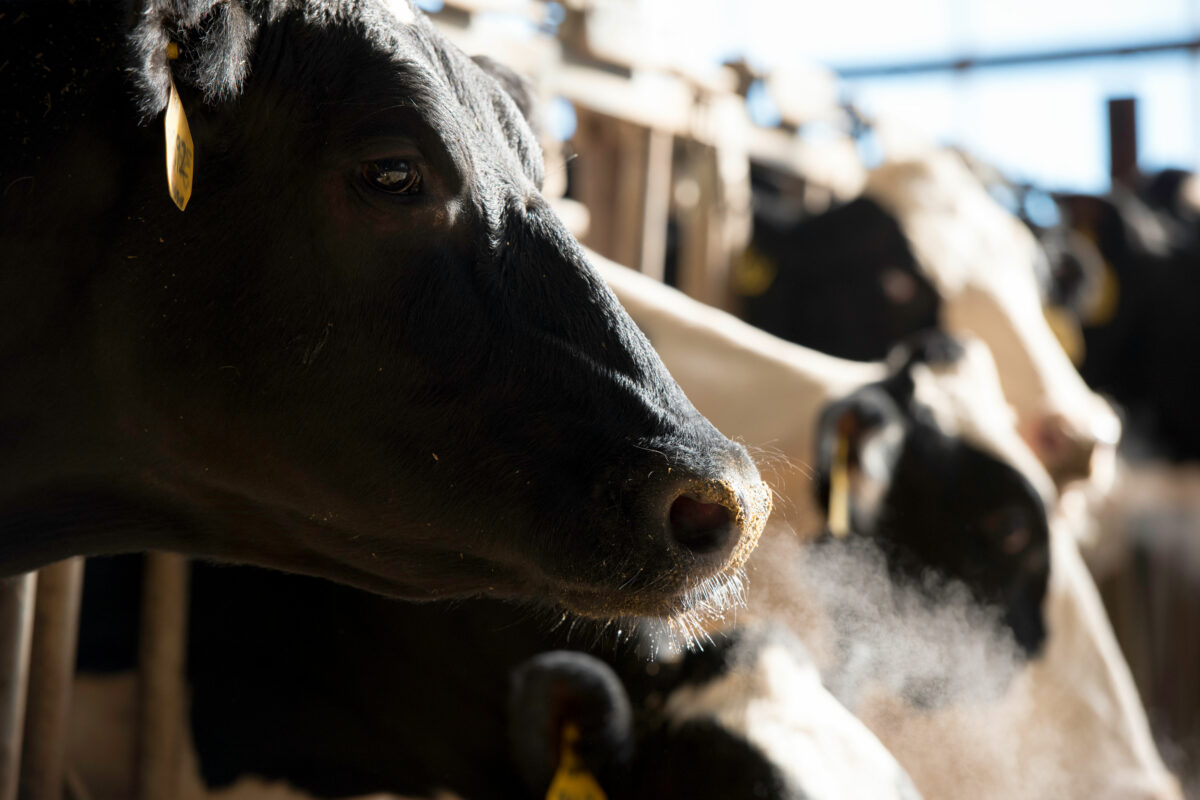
[668,494,734,556]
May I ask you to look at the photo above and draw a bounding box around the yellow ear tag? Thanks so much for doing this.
[164,44,194,211]
[828,432,851,539]
[545,723,607,800]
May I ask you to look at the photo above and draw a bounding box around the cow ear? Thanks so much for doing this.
[508,651,634,798]
[814,388,905,538]
[130,0,259,120]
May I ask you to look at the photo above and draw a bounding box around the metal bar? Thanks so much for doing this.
[834,37,1200,78]
[21,558,85,800]
[0,573,36,800]
[135,554,189,800]
[1108,97,1139,189]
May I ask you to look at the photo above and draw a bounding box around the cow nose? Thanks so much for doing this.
[1035,414,1093,480]
[658,469,769,569]
[669,494,734,555]
[1032,404,1121,487]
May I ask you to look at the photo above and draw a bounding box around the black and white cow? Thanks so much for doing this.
[0,0,771,619]
[739,151,1120,488]
[811,334,1051,657]
[509,629,921,800]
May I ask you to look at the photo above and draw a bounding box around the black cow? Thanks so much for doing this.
[1057,181,1200,460]
[0,0,770,620]
[812,335,1052,658]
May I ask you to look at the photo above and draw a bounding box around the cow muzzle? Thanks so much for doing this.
[559,444,772,624]
[1027,400,1121,488]
[662,469,771,573]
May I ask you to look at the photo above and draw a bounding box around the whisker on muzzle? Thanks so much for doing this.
[577,566,749,656]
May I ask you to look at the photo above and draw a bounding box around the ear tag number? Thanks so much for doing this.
[828,432,851,539]
[545,723,606,800]
[164,44,194,211]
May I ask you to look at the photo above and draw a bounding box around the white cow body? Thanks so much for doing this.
[843,520,1180,800]
[663,628,922,800]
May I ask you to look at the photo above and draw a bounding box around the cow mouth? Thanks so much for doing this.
[550,555,755,652]
[549,527,763,652]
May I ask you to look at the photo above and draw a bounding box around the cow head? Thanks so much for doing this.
[862,153,1122,489]
[814,334,1054,656]
[0,0,769,623]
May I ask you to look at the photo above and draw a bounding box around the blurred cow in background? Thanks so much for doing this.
[1056,174,1200,462]
[739,150,1121,489]
[600,255,1180,799]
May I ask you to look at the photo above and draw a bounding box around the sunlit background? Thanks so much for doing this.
[419,0,1200,193]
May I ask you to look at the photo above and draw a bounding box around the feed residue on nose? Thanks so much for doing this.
[681,476,772,573]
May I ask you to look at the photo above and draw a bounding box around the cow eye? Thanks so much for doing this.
[361,159,422,195]
[981,508,1034,555]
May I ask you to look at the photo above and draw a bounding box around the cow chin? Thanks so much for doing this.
[550,561,753,652]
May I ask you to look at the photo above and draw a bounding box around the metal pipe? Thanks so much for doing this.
[834,37,1200,78]
[1108,97,1140,189]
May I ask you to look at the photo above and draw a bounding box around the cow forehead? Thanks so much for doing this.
[282,0,541,188]
[865,151,1043,305]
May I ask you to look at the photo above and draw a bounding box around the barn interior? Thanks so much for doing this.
[2,0,1199,798]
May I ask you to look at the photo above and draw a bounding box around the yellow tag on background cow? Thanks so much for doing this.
[828,432,851,538]
[164,74,194,211]
[732,244,778,298]
[545,723,606,800]
[1044,305,1086,366]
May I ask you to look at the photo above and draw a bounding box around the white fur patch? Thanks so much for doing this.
[384,0,418,26]
[664,637,920,800]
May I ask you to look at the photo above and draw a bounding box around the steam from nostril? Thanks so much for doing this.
[668,494,734,555]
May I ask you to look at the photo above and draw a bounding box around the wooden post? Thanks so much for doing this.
[1108,97,1139,190]
[571,106,675,279]
[611,118,651,270]
[20,558,85,800]
[136,554,189,800]
[674,139,736,310]
[572,105,618,261]
[0,573,36,800]
[639,128,674,282]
